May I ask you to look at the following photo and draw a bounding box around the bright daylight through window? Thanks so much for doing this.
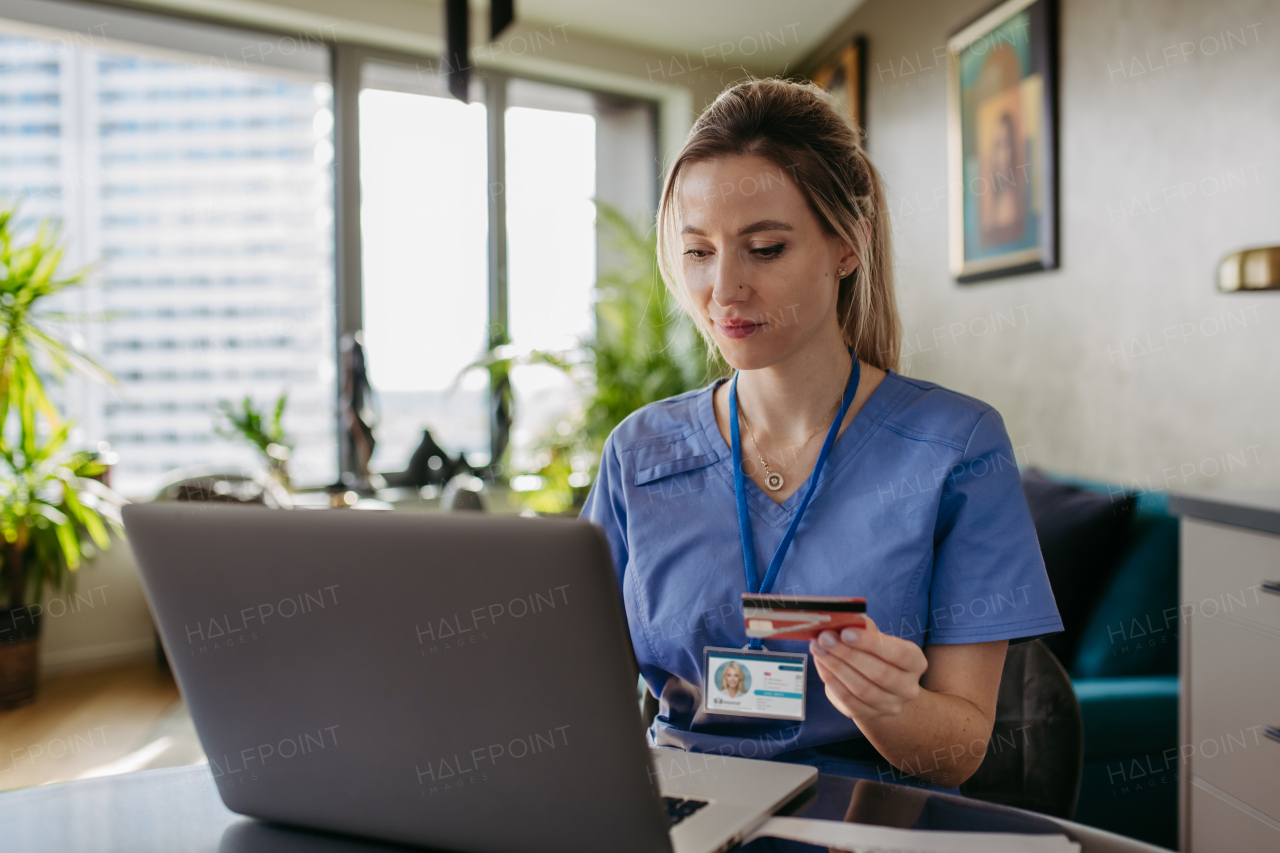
[359,68,597,479]
[358,68,490,473]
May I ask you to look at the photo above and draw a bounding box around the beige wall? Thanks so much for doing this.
[38,537,157,676]
[803,0,1279,492]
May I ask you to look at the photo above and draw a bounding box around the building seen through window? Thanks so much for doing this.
[0,25,337,497]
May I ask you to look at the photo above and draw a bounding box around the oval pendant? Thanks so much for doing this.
[765,472,784,491]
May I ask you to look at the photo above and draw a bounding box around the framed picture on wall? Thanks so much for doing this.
[811,36,866,136]
[947,0,1058,282]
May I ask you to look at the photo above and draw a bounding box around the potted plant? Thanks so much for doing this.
[0,207,124,708]
[214,393,294,492]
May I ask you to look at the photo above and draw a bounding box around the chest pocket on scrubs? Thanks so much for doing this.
[630,433,720,494]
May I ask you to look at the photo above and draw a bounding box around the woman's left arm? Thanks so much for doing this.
[809,619,1007,788]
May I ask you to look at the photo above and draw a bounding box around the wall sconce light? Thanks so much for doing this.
[1218,246,1280,292]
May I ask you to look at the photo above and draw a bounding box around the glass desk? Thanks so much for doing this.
[1,764,1167,852]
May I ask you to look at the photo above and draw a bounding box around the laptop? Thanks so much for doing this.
[124,503,816,853]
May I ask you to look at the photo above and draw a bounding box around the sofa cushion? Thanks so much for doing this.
[1072,675,1179,758]
[1071,512,1180,677]
[1020,469,1136,666]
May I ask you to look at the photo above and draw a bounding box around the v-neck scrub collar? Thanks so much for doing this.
[696,372,907,527]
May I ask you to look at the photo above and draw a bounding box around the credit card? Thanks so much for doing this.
[742,594,866,641]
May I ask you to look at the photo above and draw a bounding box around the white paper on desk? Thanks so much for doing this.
[744,816,1081,853]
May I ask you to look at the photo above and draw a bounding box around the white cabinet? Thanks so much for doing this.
[1174,504,1280,853]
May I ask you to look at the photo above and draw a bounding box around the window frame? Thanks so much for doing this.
[333,41,659,480]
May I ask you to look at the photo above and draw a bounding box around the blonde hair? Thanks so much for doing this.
[720,661,745,695]
[656,78,900,372]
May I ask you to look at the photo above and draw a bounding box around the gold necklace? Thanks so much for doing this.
[737,356,853,492]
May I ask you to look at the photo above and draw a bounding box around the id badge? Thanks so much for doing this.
[703,646,807,721]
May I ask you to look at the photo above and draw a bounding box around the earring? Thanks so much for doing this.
[837,268,848,278]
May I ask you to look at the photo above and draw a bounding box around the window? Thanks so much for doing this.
[354,65,655,479]
[0,3,337,497]
[358,60,490,473]
[505,80,597,353]
[504,79,597,471]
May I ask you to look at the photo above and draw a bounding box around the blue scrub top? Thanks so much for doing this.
[579,370,1063,775]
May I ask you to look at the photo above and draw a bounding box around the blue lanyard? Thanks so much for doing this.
[730,350,860,650]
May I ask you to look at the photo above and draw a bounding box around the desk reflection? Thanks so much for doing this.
[220,819,413,852]
[216,776,1067,853]
[739,777,1065,852]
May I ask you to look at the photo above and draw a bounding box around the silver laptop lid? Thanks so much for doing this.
[124,503,672,853]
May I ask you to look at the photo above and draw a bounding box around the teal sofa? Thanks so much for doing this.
[1040,477,1179,850]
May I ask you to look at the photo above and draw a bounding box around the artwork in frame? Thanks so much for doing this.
[947,0,1057,282]
[811,37,866,136]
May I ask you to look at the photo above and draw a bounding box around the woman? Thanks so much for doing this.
[719,662,746,699]
[580,79,1061,792]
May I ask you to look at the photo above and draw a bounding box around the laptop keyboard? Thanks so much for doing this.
[664,796,709,826]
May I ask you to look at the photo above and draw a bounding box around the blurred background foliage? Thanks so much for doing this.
[213,393,293,491]
[515,201,726,514]
[0,207,124,610]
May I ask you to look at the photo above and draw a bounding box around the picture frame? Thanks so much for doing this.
[811,36,866,136]
[947,0,1058,283]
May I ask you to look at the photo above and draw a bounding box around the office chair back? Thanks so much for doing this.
[960,639,1084,819]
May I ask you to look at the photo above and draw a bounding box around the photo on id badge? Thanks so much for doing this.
[703,647,807,721]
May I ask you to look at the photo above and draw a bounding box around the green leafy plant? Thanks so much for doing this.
[214,393,293,490]
[1,427,122,609]
[514,426,593,514]
[0,209,110,441]
[0,207,124,612]
[582,202,724,444]
[514,202,725,513]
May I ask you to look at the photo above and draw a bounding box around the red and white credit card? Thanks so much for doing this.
[742,594,867,641]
